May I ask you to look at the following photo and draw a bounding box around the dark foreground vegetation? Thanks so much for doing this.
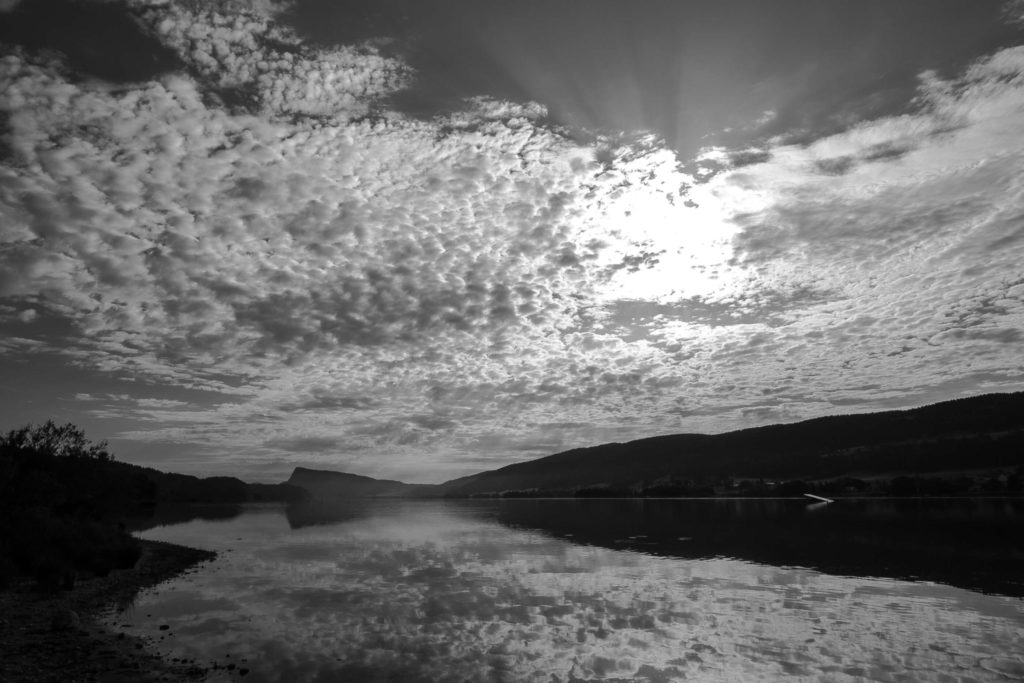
[0,420,305,590]
[0,422,145,590]
[0,421,228,681]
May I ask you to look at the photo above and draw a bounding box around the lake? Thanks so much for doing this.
[112,499,1024,682]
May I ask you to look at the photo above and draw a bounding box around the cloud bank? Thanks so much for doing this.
[1,1,1023,480]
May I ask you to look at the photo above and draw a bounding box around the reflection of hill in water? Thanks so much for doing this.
[464,498,1024,598]
[127,503,245,532]
[151,498,1024,598]
[284,500,372,529]
[129,500,372,533]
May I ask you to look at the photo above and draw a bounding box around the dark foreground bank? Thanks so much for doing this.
[0,539,216,683]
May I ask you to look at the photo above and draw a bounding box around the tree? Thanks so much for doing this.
[0,420,112,461]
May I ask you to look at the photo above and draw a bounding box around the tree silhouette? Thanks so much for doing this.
[1,420,112,461]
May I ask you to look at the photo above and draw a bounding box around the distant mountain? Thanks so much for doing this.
[440,392,1024,497]
[287,467,439,499]
[284,392,1024,500]
[140,468,309,504]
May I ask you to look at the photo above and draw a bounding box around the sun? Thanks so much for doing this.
[591,167,743,305]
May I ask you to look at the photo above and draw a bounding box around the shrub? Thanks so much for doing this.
[1,420,112,461]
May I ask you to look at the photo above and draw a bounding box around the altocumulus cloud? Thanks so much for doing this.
[0,0,690,479]
[681,40,1024,422]
[1,0,1024,480]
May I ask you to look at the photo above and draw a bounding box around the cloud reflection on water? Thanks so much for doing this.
[121,502,1024,682]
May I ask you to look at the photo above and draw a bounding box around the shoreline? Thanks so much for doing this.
[0,538,216,682]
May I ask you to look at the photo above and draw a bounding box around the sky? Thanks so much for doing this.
[2,0,1024,483]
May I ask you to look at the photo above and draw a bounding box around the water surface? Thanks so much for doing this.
[115,499,1024,682]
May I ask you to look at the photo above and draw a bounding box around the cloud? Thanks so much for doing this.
[1005,0,1024,26]
[135,397,192,409]
[668,45,1024,414]
[282,393,379,412]
[0,335,48,352]
[266,435,343,453]
[128,0,408,120]
[2,2,1024,480]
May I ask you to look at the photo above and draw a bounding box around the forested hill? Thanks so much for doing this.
[287,467,435,499]
[438,391,1024,497]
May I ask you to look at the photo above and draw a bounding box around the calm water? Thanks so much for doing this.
[112,499,1024,682]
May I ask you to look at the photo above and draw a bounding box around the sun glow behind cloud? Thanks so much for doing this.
[596,177,745,303]
[1,0,1024,481]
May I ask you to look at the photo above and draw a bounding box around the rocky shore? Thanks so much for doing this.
[0,539,217,682]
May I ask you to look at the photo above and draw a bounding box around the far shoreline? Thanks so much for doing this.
[288,494,1024,501]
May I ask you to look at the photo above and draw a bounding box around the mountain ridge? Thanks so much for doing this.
[287,466,435,498]
[286,391,1024,498]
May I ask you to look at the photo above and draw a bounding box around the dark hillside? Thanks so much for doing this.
[287,467,439,499]
[137,469,308,504]
[440,392,1024,496]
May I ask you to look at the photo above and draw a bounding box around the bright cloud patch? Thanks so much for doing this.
[1,1,1023,480]
[682,45,1024,414]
